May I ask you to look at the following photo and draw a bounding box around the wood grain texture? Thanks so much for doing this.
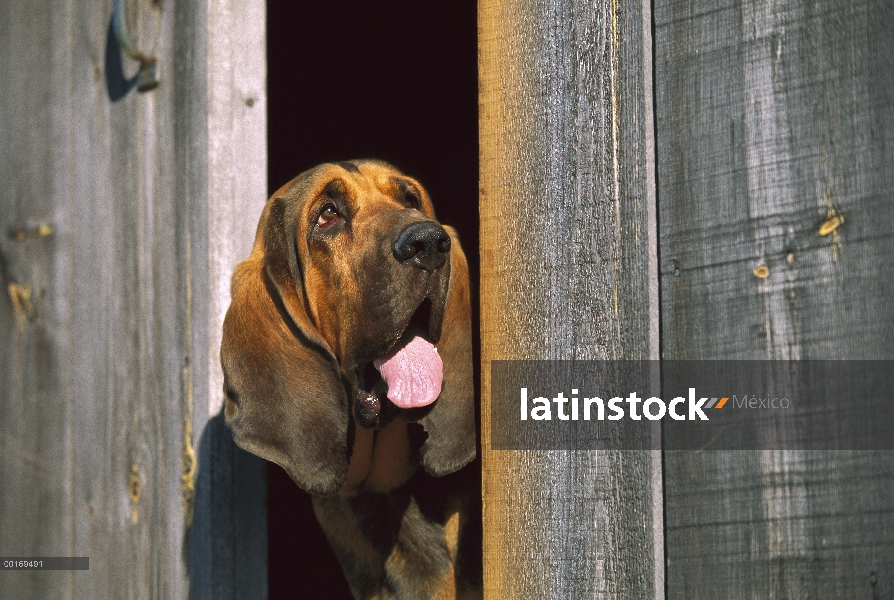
[656,0,894,597]
[480,0,662,597]
[0,1,267,598]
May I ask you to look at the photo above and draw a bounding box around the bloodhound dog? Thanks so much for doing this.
[221,160,481,599]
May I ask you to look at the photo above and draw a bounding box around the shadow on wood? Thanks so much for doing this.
[186,412,267,600]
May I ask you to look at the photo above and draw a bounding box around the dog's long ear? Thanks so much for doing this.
[417,226,476,476]
[221,196,350,496]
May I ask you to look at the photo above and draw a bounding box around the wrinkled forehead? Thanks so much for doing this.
[278,160,432,217]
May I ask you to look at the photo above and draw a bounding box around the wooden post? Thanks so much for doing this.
[656,0,894,597]
[0,0,267,597]
[480,0,663,597]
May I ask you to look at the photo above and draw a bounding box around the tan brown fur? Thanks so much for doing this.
[221,160,480,598]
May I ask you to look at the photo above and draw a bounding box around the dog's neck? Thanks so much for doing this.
[339,419,416,495]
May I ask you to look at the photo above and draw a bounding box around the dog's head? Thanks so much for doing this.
[221,160,474,495]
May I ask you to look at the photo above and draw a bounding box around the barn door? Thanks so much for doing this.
[0,1,267,598]
[480,0,894,598]
[655,1,894,597]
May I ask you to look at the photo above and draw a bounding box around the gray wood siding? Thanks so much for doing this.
[0,1,267,598]
[656,0,894,597]
[480,0,663,597]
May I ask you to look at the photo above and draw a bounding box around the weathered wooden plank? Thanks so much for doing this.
[0,1,267,598]
[0,4,72,598]
[186,1,268,597]
[480,0,662,597]
[656,0,894,597]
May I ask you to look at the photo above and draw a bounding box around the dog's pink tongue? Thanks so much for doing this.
[373,336,443,409]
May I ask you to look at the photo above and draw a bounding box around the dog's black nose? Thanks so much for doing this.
[393,221,451,271]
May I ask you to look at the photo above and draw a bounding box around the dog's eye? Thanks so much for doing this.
[404,193,420,209]
[317,205,341,228]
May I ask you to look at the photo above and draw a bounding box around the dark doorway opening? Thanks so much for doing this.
[266,1,478,597]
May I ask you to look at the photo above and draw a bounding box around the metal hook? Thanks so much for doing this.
[112,0,159,92]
